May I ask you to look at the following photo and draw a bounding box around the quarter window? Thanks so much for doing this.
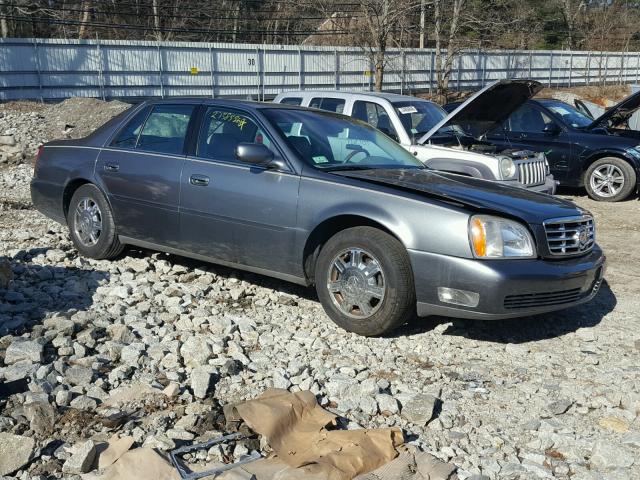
[352,101,398,141]
[136,104,195,155]
[279,97,303,106]
[110,107,150,149]
[198,108,273,163]
[309,97,345,113]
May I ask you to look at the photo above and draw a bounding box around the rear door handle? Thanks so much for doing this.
[104,163,119,172]
[190,174,210,186]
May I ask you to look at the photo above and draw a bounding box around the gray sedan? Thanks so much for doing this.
[31,99,605,336]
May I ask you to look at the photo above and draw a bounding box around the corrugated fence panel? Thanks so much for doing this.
[2,38,640,100]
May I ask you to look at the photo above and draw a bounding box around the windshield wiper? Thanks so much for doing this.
[319,165,377,172]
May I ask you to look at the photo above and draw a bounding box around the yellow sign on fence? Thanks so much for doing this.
[190,67,199,75]
[363,70,373,77]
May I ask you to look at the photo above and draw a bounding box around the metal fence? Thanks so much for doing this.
[2,37,640,101]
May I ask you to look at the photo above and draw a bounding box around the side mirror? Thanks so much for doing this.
[542,124,561,135]
[235,143,277,168]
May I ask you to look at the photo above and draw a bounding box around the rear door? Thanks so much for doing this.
[180,106,301,275]
[96,103,197,247]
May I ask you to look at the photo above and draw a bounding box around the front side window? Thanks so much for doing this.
[309,97,345,114]
[111,107,150,149]
[279,97,303,106]
[507,104,555,133]
[542,100,592,128]
[351,101,398,141]
[263,108,424,171]
[392,100,447,141]
[197,107,273,162]
[136,104,194,154]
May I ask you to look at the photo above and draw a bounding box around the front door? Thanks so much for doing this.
[487,104,573,183]
[95,103,197,247]
[180,106,301,275]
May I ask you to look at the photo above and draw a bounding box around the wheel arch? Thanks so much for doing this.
[302,214,404,284]
[62,178,113,219]
[582,150,638,182]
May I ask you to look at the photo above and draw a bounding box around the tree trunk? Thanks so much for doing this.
[78,0,91,39]
[0,3,8,39]
[152,0,162,42]
[374,50,385,91]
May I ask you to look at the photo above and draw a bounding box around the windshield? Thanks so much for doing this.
[392,100,447,141]
[543,100,593,128]
[263,108,425,171]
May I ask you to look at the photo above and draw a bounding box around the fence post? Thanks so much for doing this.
[157,42,164,99]
[637,52,639,83]
[619,54,624,85]
[33,38,43,103]
[401,50,406,94]
[481,50,486,87]
[96,39,105,101]
[586,51,591,86]
[209,46,215,98]
[255,46,261,101]
[298,47,303,90]
[603,52,609,86]
[429,50,434,95]
[334,49,339,90]
[548,51,553,87]
[456,54,461,91]
[568,51,573,88]
[528,51,532,81]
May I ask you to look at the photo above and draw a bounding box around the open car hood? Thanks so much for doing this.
[418,79,543,144]
[587,89,640,130]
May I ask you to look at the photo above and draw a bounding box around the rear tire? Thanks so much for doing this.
[585,157,636,202]
[67,184,124,260]
[315,226,415,336]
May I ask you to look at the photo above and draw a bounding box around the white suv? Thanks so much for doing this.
[273,82,556,194]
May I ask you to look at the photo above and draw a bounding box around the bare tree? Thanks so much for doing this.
[0,1,9,38]
[78,0,92,39]
[558,0,587,49]
[432,0,466,103]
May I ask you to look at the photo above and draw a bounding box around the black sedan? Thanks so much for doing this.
[445,86,640,202]
[31,99,605,336]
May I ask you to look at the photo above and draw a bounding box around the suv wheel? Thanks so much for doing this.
[67,184,124,259]
[315,226,415,336]
[585,157,637,201]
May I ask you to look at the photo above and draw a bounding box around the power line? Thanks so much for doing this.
[0,13,351,35]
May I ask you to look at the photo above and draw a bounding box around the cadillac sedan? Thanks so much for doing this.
[31,99,606,336]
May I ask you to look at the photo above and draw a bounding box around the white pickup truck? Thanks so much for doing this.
[273,81,556,194]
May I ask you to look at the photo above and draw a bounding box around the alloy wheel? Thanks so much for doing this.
[73,197,103,246]
[590,164,625,198]
[326,247,386,319]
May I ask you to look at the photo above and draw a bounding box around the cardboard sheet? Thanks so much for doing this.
[83,448,179,480]
[228,389,404,480]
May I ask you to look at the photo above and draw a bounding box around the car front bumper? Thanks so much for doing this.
[499,175,557,195]
[409,247,606,320]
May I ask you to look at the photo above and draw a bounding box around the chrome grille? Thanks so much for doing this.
[544,215,595,256]
[516,159,546,187]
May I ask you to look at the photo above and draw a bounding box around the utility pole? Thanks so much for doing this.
[420,0,426,49]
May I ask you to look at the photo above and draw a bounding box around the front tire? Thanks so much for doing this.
[315,227,415,336]
[585,157,636,202]
[67,184,124,259]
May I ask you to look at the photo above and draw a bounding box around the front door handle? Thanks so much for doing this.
[190,174,210,186]
[104,163,119,172]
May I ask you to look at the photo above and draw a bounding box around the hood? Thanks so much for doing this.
[333,168,581,224]
[587,90,640,130]
[418,79,543,144]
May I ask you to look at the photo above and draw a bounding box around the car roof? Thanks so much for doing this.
[141,98,310,111]
[276,90,437,103]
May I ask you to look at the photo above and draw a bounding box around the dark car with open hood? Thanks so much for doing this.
[31,99,606,336]
[444,81,640,202]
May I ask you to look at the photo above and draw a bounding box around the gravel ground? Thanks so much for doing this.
[0,101,639,479]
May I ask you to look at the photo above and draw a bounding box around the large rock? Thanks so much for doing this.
[65,365,94,386]
[590,440,635,471]
[180,336,212,368]
[4,339,43,364]
[401,394,439,426]
[190,366,217,399]
[0,433,35,475]
[63,440,97,474]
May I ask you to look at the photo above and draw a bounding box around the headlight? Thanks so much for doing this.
[469,215,536,258]
[499,156,516,179]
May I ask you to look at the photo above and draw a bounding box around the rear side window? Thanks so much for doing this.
[110,107,150,149]
[309,97,345,114]
[136,104,195,155]
[279,97,303,106]
[352,101,398,141]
